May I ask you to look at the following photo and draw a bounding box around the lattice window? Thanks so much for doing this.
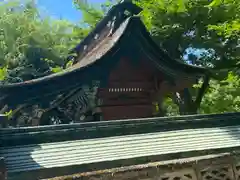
[200,165,234,180]
[158,169,197,180]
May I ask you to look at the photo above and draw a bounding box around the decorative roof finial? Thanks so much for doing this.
[117,0,142,15]
[120,0,132,2]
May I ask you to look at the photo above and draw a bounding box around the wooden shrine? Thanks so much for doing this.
[98,58,161,120]
[0,0,209,126]
[1,1,238,180]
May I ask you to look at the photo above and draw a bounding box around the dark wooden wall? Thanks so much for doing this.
[97,58,163,120]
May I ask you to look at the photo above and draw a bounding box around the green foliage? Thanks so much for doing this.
[66,60,74,68]
[208,21,240,38]
[200,72,240,113]
[0,0,88,83]
[136,0,240,68]
[51,66,64,73]
[134,0,240,114]
[73,0,119,27]
[0,66,7,81]
[73,0,104,28]
[163,97,179,116]
[4,109,13,119]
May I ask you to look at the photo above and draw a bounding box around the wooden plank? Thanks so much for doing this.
[107,81,154,89]
[109,71,153,81]
[101,105,153,120]
[0,114,8,128]
[109,58,154,81]
[0,157,6,180]
[97,89,154,98]
[101,97,152,106]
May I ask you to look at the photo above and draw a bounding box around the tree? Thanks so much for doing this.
[134,0,240,114]
[136,0,239,67]
[73,0,104,28]
[200,72,240,113]
[0,0,88,83]
[73,0,118,27]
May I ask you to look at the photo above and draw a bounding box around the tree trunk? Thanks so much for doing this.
[173,75,210,115]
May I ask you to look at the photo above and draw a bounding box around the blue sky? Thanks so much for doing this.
[37,0,106,22]
[36,0,203,60]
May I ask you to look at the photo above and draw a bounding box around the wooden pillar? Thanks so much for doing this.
[0,115,7,179]
[0,157,6,180]
[0,114,8,128]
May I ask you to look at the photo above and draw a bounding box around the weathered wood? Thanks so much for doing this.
[100,97,151,106]
[97,89,153,98]
[101,105,153,120]
[0,157,6,180]
[98,58,160,120]
[0,114,7,128]
[107,81,154,89]
[108,58,156,81]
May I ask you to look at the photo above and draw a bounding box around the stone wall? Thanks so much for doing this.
[44,153,240,180]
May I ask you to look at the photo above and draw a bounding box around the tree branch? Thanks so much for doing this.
[194,75,210,110]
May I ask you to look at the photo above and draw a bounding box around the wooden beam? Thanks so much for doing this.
[0,114,8,128]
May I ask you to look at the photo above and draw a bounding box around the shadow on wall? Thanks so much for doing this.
[1,145,45,180]
[221,125,240,142]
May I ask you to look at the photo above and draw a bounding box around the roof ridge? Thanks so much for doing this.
[69,1,142,64]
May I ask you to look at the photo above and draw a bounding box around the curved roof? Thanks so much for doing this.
[0,17,131,105]
[0,8,210,105]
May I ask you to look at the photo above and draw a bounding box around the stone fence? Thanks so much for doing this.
[45,153,240,180]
